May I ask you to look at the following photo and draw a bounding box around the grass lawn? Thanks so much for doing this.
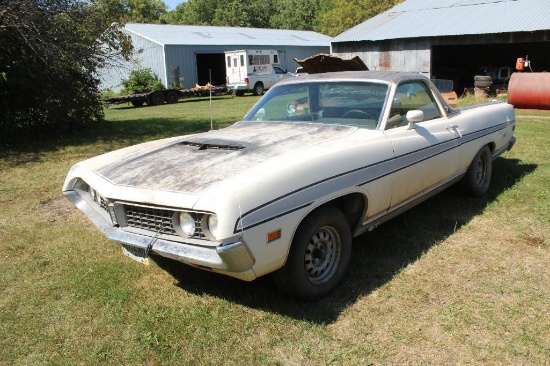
[0,95,548,364]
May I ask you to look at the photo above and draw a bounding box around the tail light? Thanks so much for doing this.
[244,77,249,84]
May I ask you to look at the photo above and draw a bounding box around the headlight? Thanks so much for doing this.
[287,103,297,115]
[207,215,219,239]
[178,212,195,237]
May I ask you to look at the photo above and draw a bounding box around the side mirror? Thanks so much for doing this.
[406,110,424,129]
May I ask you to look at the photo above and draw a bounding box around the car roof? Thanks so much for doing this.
[278,70,429,86]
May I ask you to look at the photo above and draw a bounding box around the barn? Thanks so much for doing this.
[331,0,550,93]
[102,24,331,91]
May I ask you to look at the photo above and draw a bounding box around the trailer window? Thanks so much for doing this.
[233,58,237,67]
[248,54,270,66]
[273,54,279,64]
[240,55,244,67]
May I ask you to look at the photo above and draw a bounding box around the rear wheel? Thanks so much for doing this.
[253,82,264,96]
[166,90,179,104]
[272,206,352,300]
[458,145,492,197]
[131,100,144,107]
[235,90,245,97]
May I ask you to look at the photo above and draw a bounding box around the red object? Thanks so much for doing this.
[516,58,525,71]
[244,77,249,84]
[508,72,550,110]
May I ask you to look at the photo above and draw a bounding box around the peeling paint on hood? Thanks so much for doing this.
[95,121,354,194]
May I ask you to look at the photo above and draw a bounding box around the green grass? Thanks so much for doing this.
[0,95,548,364]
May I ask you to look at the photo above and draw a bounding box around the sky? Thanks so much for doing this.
[163,0,186,10]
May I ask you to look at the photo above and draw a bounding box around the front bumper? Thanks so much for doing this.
[64,190,257,281]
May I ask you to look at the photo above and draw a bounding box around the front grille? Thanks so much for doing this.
[123,204,206,239]
[82,180,208,240]
[125,205,176,235]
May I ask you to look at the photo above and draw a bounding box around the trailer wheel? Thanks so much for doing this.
[253,82,264,96]
[166,91,179,104]
[150,91,165,106]
[131,100,144,107]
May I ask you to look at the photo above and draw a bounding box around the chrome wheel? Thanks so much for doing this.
[304,225,341,285]
[475,152,487,185]
[272,206,352,300]
[458,145,492,197]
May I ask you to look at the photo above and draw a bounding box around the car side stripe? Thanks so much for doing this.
[234,122,510,233]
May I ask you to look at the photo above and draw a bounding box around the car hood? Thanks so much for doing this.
[92,121,355,194]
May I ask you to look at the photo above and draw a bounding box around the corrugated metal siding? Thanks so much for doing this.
[333,39,431,74]
[125,24,331,47]
[334,0,550,42]
[164,45,329,88]
[102,24,330,91]
[99,34,166,91]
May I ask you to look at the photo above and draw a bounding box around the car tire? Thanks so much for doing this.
[474,75,492,82]
[458,145,492,197]
[166,91,179,104]
[474,80,493,88]
[150,91,165,106]
[272,206,352,300]
[253,82,264,96]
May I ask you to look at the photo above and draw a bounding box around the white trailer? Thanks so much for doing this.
[225,49,294,96]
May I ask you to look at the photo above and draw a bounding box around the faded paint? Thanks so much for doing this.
[96,122,353,194]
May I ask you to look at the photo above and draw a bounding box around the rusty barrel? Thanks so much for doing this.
[508,72,550,110]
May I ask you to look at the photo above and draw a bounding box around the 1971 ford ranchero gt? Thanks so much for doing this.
[63,71,516,300]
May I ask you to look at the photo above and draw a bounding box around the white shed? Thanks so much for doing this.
[102,24,331,91]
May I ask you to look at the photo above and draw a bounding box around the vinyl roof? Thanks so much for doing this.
[124,24,331,47]
[333,0,550,43]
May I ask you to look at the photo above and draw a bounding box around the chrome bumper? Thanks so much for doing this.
[63,190,257,280]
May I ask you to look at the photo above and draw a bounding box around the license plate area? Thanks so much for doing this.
[122,244,150,265]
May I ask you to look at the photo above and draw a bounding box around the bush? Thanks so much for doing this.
[121,68,166,94]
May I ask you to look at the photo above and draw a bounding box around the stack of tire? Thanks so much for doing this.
[474,75,493,98]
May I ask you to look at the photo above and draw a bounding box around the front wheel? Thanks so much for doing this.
[458,145,492,197]
[272,207,352,300]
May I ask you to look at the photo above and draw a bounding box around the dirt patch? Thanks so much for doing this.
[521,235,547,247]
[40,196,79,222]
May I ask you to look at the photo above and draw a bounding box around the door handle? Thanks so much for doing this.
[446,125,462,138]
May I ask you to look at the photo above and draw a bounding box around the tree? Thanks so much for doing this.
[0,0,133,141]
[269,0,326,31]
[319,0,403,37]
[123,0,167,23]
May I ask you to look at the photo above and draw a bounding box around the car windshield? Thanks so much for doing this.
[243,81,390,129]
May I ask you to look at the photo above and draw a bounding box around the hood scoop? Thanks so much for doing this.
[180,141,245,151]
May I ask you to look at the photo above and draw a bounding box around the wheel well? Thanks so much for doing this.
[317,193,366,233]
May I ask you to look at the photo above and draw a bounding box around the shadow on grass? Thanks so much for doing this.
[153,157,536,324]
[0,117,222,168]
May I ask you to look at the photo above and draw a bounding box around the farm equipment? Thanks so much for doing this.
[102,84,229,107]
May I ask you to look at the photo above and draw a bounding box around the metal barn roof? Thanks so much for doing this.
[333,0,550,43]
[124,24,331,47]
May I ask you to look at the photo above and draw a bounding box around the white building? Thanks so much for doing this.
[102,23,331,91]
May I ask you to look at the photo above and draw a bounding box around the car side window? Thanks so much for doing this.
[274,67,286,74]
[386,81,442,129]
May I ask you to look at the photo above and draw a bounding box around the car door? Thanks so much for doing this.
[383,80,461,208]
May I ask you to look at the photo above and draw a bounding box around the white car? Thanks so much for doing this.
[63,71,516,300]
